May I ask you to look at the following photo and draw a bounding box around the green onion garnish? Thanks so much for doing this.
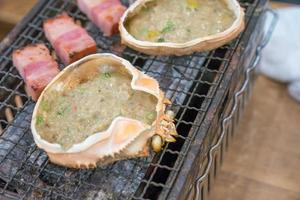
[103,72,111,79]
[36,116,44,125]
[157,38,165,42]
[57,105,71,116]
[161,21,176,34]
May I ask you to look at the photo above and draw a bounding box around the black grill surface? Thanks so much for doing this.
[0,0,260,199]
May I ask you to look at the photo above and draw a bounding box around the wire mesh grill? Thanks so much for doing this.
[0,0,260,199]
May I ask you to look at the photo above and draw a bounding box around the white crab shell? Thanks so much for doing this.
[31,53,167,168]
[119,0,245,55]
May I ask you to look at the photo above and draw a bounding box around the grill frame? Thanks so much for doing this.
[185,8,277,200]
[167,0,272,199]
[0,0,270,199]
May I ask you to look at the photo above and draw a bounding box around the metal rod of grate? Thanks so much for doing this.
[0,0,260,199]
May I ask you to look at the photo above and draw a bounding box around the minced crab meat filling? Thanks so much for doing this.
[126,0,236,43]
[36,70,157,150]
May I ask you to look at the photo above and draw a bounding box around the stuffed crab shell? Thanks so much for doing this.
[120,0,245,55]
[31,53,177,168]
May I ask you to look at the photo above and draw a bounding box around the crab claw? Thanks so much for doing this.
[169,128,178,137]
[165,110,175,120]
[151,110,178,152]
[163,98,172,105]
[165,135,176,143]
[161,110,176,123]
[151,134,163,153]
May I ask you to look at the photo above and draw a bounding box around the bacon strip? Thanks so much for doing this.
[43,12,97,65]
[12,44,60,101]
[77,0,126,36]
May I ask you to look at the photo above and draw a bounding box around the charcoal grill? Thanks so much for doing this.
[0,0,277,199]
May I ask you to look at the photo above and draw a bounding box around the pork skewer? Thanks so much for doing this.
[12,43,60,101]
[43,12,97,65]
[77,0,126,36]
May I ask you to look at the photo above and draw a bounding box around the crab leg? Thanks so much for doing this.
[151,110,178,152]
[163,98,172,105]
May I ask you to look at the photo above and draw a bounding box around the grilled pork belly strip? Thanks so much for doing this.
[43,12,97,65]
[12,44,60,101]
[77,0,126,36]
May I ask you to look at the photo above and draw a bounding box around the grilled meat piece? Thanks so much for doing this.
[77,0,126,36]
[43,12,97,65]
[12,44,60,101]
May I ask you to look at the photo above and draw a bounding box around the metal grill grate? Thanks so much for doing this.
[0,0,261,199]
